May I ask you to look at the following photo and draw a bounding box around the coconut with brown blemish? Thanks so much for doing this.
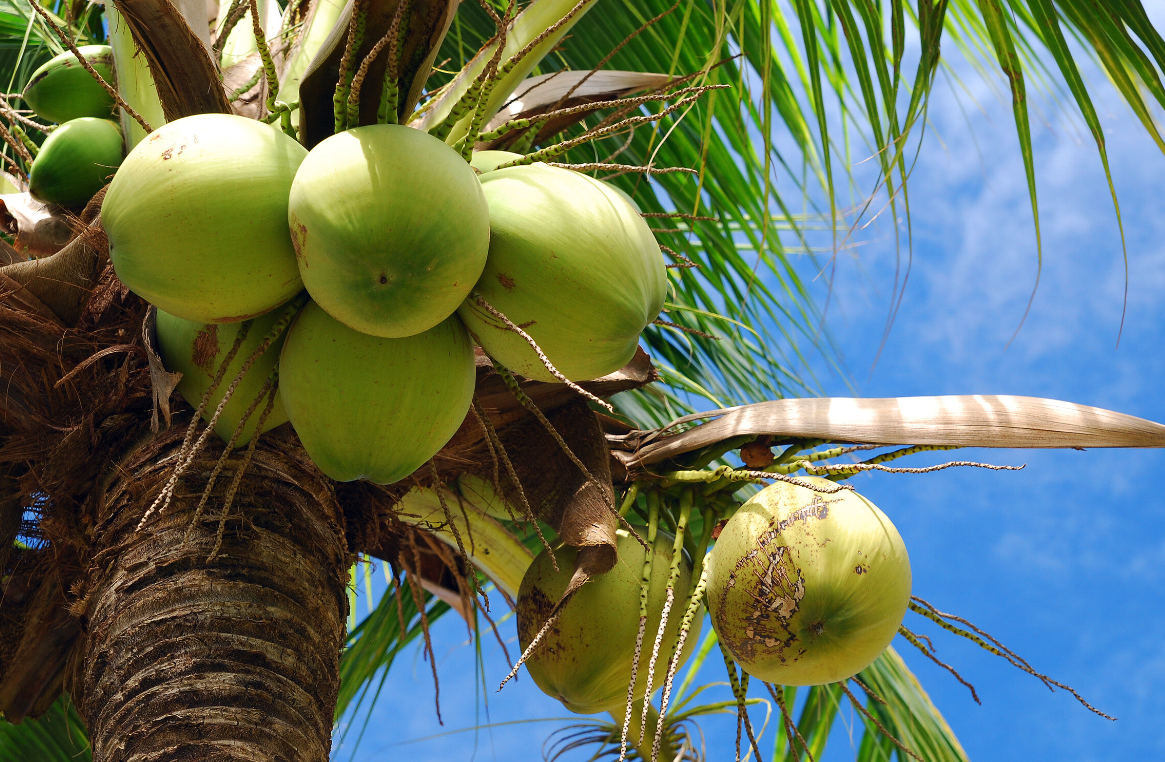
[516,526,702,714]
[103,114,307,323]
[457,164,666,382]
[707,477,911,685]
[155,306,291,446]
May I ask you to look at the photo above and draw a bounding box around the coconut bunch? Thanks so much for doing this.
[97,103,667,485]
[16,47,125,207]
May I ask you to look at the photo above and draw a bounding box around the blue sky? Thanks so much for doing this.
[336,13,1165,761]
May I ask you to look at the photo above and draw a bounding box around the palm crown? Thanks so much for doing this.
[1,0,1163,760]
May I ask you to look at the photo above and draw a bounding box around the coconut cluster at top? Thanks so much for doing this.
[101,112,667,485]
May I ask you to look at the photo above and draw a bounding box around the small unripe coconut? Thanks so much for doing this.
[22,46,115,124]
[278,301,475,483]
[288,125,490,338]
[458,164,666,381]
[517,527,702,714]
[156,308,290,446]
[103,114,307,323]
[707,478,911,686]
[29,118,123,207]
[469,150,521,174]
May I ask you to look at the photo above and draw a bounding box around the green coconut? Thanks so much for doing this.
[29,118,123,207]
[457,164,667,382]
[469,150,521,174]
[707,478,911,686]
[288,125,490,338]
[103,114,306,323]
[156,307,291,446]
[22,46,116,124]
[278,301,475,483]
[516,527,702,714]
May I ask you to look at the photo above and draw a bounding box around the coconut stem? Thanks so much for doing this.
[0,119,31,173]
[213,0,248,63]
[476,86,715,145]
[229,66,264,102]
[208,375,279,562]
[653,552,708,761]
[498,587,580,692]
[839,683,924,762]
[720,643,764,762]
[907,597,1114,719]
[612,699,677,762]
[897,624,981,704]
[183,370,275,544]
[620,491,659,759]
[377,0,412,124]
[9,124,36,157]
[405,531,443,724]
[765,682,812,762]
[136,318,254,530]
[458,1,515,160]
[428,458,475,600]
[639,488,691,743]
[248,0,280,116]
[333,0,367,133]
[618,482,640,517]
[349,0,409,128]
[495,87,725,170]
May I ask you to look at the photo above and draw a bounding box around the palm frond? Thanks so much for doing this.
[0,694,91,762]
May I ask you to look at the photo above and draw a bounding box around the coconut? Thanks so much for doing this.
[469,150,521,174]
[29,118,123,207]
[288,125,490,338]
[103,114,307,323]
[22,46,116,124]
[278,301,475,483]
[457,164,666,382]
[155,308,290,446]
[707,478,911,686]
[516,526,702,714]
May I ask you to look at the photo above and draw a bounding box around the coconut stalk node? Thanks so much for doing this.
[288,125,490,338]
[458,163,666,383]
[297,0,460,148]
[103,113,307,323]
[21,46,117,124]
[708,478,912,686]
[516,526,701,714]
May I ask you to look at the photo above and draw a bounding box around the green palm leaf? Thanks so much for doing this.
[0,694,91,762]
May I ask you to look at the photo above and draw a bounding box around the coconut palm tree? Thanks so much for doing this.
[2,1,1165,761]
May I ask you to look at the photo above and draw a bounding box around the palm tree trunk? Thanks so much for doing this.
[74,429,349,762]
